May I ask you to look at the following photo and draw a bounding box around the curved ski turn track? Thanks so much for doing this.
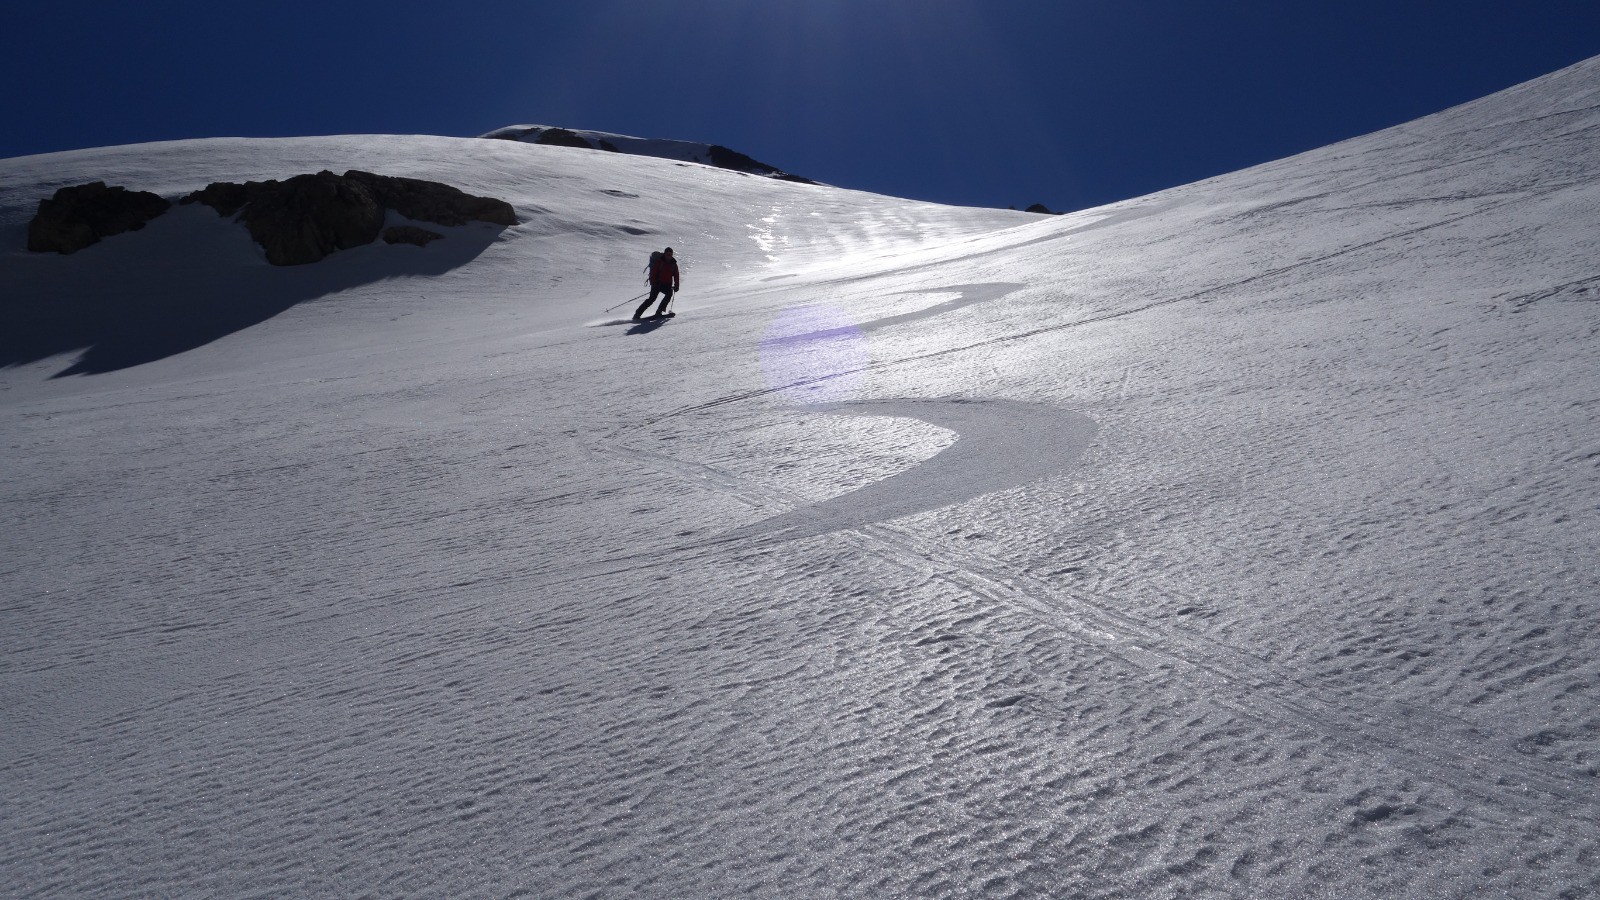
[6,55,1600,900]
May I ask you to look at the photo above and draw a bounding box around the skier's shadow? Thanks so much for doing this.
[625,316,674,335]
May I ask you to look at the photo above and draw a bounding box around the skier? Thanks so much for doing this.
[635,247,680,321]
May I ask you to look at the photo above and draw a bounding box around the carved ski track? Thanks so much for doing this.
[1502,272,1600,310]
[646,182,1581,431]
[599,432,1600,827]
[883,530,1600,825]
[587,179,1600,818]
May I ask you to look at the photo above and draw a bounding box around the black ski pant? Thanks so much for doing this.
[635,284,674,319]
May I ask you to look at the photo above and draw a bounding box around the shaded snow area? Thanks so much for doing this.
[5,57,1600,899]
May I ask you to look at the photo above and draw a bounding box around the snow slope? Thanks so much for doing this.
[5,56,1600,898]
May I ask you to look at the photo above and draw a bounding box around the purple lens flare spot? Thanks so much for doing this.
[759,305,870,404]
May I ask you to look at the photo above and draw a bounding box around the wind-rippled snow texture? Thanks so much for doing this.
[7,56,1600,899]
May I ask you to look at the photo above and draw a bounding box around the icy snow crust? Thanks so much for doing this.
[5,57,1600,897]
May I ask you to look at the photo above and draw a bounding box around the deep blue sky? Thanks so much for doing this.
[6,2,1600,211]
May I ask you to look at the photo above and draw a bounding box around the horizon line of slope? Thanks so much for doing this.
[480,123,820,185]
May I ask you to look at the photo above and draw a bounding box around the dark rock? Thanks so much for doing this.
[214,170,385,266]
[27,181,172,254]
[1025,203,1055,215]
[181,170,516,265]
[535,128,594,150]
[345,170,518,228]
[180,182,253,217]
[383,225,445,247]
[704,145,814,183]
[485,127,540,141]
[482,125,816,184]
[706,144,770,173]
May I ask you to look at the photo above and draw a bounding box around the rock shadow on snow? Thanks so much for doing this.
[0,202,505,377]
[726,397,1098,542]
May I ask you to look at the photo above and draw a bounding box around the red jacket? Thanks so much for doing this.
[648,252,680,288]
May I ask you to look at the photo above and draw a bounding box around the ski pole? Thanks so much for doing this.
[606,292,649,313]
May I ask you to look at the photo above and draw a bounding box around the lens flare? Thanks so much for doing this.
[758,304,870,404]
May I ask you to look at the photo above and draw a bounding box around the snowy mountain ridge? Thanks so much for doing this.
[4,54,1600,898]
[481,123,817,183]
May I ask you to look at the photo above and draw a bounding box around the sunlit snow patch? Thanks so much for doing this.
[759,304,870,404]
[746,205,788,263]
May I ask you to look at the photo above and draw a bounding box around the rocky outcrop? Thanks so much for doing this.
[383,225,445,247]
[705,145,815,184]
[1024,203,1056,215]
[348,171,517,228]
[181,182,253,217]
[705,145,770,173]
[483,125,815,184]
[535,128,594,150]
[485,127,539,142]
[181,170,516,265]
[183,171,384,266]
[27,182,172,254]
